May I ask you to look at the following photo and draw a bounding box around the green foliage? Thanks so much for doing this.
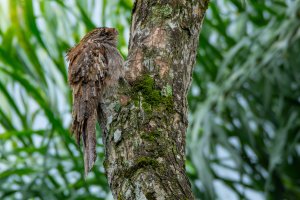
[0,0,131,199]
[187,0,300,199]
[0,0,299,200]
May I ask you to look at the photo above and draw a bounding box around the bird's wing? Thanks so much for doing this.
[67,43,106,176]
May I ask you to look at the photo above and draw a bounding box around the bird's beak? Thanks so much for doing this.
[114,29,119,35]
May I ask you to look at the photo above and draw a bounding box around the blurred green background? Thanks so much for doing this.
[0,0,299,199]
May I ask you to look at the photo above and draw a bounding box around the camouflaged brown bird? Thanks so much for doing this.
[66,27,124,176]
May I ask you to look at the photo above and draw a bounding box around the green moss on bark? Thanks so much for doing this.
[151,5,172,21]
[131,75,174,113]
[141,131,161,142]
[124,156,160,178]
[118,194,121,200]
[145,192,156,200]
[136,157,159,167]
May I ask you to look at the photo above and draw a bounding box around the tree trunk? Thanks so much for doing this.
[98,1,209,199]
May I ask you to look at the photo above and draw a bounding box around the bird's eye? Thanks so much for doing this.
[99,31,105,37]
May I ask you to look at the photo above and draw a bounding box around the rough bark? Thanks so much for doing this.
[98,1,209,199]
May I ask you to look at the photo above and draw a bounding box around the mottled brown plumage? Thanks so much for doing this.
[66,27,124,176]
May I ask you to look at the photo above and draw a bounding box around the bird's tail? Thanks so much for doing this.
[71,82,98,177]
[82,111,97,177]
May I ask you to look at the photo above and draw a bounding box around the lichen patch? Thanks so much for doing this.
[113,129,122,143]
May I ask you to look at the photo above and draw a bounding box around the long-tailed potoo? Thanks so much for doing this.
[66,27,124,176]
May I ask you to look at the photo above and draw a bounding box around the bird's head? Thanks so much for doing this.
[66,27,119,63]
[81,27,119,46]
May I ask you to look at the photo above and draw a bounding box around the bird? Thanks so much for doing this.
[66,27,124,176]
